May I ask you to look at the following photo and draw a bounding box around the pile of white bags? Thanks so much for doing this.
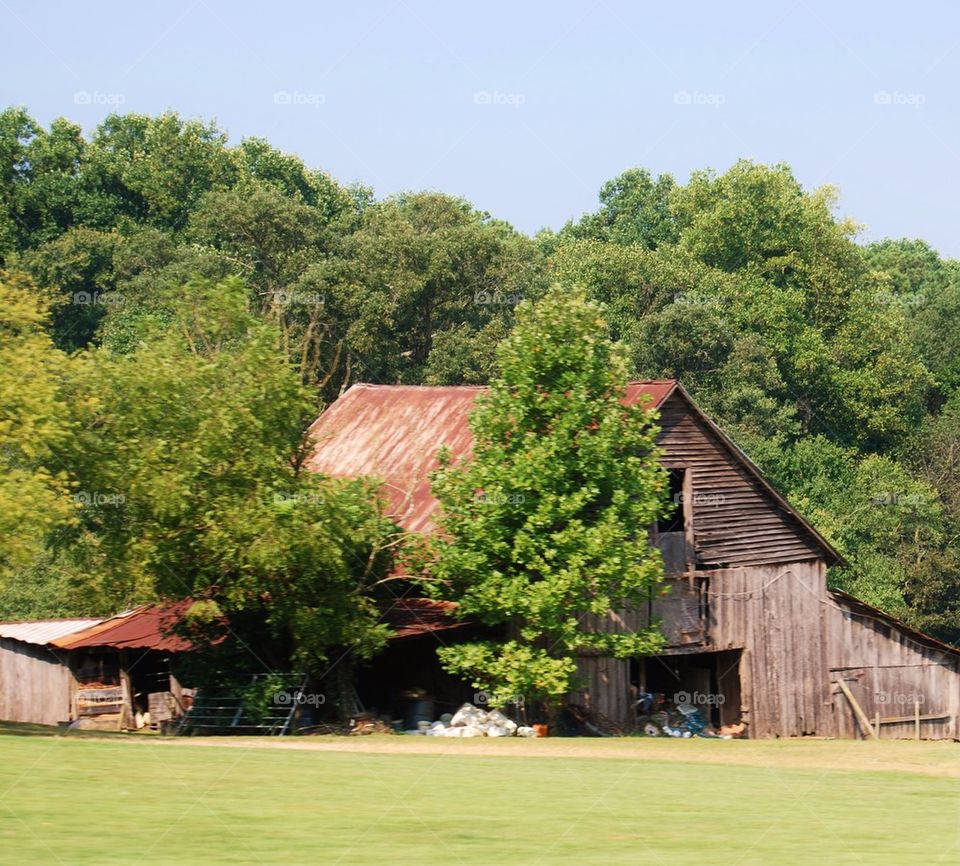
[417,703,537,737]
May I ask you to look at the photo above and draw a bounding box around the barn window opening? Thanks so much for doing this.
[657,468,686,534]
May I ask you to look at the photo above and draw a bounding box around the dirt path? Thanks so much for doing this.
[142,733,960,778]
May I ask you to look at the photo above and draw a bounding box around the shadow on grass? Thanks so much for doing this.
[0,720,146,739]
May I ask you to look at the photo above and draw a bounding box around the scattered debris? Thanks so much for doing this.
[349,714,395,736]
[409,702,533,737]
[635,692,741,739]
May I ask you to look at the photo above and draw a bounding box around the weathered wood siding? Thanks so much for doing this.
[572,393,960,739]
[0,639,73,726]
[825,594,960,739]
[577,560,831,736]
[657,392,824,567]
[700,561,829,737]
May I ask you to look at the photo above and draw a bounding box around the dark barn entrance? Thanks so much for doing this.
[636,649,743,729]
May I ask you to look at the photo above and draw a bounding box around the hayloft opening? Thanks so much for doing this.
[657,468,686,534]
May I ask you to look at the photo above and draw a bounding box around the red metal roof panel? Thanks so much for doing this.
[305,381,675,533]
[52,601,196,652]
[380,597,470,640]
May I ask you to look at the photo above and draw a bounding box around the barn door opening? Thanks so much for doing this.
[635,649,743,733]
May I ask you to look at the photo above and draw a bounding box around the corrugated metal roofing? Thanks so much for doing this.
[52,601,196,652]
[305,381,677,534]
[0,619,103,646]
[380,597,472,640]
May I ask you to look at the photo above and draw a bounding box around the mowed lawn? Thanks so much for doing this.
[0,733,957,865]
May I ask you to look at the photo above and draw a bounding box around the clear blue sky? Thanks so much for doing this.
[2,1,958,255]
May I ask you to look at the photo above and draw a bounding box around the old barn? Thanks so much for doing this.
[306,380,960,739]
[0,603,194,730]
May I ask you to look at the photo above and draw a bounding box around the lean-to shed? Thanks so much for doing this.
[0,603,196,729]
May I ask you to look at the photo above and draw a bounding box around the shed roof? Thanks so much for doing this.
[0,619,103,647]
[52,601,195,652]
[305,381,677,534]
[380,597,472,640]
[829,589,960,658]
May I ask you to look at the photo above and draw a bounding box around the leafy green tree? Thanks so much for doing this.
[0,108,89,256]
[319,192,547,392]
[868,240,960,397]
[60,276,399,671]
[556,160,931,451]
[80,112,236,232]
[0,272,75,583]
[755,435,944,619]
[561,168,677,249]
[899,393,960,641]
[428,287,668,707]
[15,227,121,350]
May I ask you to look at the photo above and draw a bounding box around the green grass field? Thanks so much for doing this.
[1,730,957,865]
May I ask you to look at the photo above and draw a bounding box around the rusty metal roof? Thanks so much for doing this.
[0,618,103,646]
[52,601,196,652]
[380,597,472,640]
[305,381,677,533]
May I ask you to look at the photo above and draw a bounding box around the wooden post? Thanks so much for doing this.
[874,711,880,740]
[836,679,878,740]
[682,469,695,574]
[914,700,921,741]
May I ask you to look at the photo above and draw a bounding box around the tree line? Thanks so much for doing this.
[2,109,959,688]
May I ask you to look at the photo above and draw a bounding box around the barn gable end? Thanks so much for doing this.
[655,389,834,567]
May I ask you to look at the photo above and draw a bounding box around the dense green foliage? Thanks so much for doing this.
[2,106,960,664]
[428,288,668,705]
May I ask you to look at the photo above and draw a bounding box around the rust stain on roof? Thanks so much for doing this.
[52,600,196,652]
[380,597,471,640]
[305,381,676,533]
